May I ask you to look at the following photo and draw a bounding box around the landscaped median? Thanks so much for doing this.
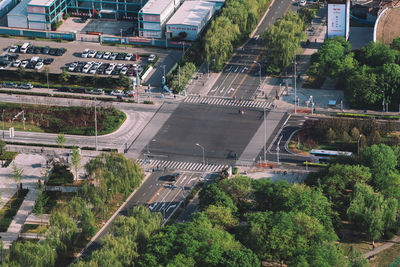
[0,102,126,135]
[336,112,400,120]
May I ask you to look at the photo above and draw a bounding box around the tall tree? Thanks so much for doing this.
[71,146,81,181]
[56,133,66,148]
[12,162,24,192]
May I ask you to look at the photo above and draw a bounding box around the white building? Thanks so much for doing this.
[7,0,29,28]
[139,0,183,38]
[166,1,215,41]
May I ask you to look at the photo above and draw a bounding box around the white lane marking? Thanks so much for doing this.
[166,204,177,213]
[219,87,225,94]
[210,86,219,92]
[228,87,235,93]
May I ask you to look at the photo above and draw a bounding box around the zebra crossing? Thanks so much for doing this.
[184,96,272,109]
[136,159,228,172]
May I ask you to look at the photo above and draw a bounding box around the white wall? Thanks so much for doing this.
[8,15,28,28]
[29,21,46,30]
[167,24,198,40]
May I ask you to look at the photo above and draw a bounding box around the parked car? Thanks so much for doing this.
[121,67,128,75]
[27,46,35,54]
[58,87,72,92]
[110,90,124,96]
[89,89,104,95]
[81,49,89,58]
[19,83,33,89]
[49,48,57,55]
[26,62,36,69]
[42,46,50,54]
[35,62,44,70]
[148,54,156,62]
[95,51,104,58]
[71,88,87,93]
[103,51,111,59]
[298,0,306,6]
[109,52,118,60]
[9,45,18,53]
[125,53,133,61]
[82,62,93,73]
[34,47,42,54]
[12,60,21,67]
[2,82,18,88]
[116,53,126,60]
[44,58,54,65]
[88,50,96,58]
[20,60,29,68]
[105,63,116,75]
[68,62,77,71]
[56,48,66,56]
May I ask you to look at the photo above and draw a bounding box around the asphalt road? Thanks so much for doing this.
[80,170,205,259]
[0,94,159,151]
[145,103,265,165]
[207,0,294,100]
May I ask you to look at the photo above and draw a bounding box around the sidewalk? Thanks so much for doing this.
[0,154,46,249]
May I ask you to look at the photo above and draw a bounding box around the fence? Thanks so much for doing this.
[0,27,75,40]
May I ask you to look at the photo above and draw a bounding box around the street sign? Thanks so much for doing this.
[9,127,14,138]
[162,76,165,85]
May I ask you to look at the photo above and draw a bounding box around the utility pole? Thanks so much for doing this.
[178,65,181,91]
[264,107,267,162]
[22,110,25,130]
[277,135,283,163]
[294,59,297,114]
[94,98,98,151]
[2,109,4,139]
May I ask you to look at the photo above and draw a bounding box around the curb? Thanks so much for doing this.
[73,171,152,263]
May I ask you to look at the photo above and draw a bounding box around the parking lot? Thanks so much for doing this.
[0,37,183,87]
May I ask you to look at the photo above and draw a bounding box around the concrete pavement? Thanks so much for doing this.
[0,154,46,249]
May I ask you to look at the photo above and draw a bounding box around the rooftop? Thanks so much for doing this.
[167,1,215,26]
[8,0,29,17]
[28,0,55,7]
[140,0,174,15]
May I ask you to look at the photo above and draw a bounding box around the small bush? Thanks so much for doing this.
[46,163,74,186]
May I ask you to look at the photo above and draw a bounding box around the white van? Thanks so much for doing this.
[20,42,30,53]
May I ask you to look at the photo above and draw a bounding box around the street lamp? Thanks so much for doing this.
[196,143,205,164]
[253,61,262,88]
[263,107,267,162]
[162,65,166,86]
[357,134,362,156]
[294,59,297,114]
[147,139,156,154]
[94,98,98,151]
[277,135,283,163]
[120,29,123,44]
[2,109,4,139]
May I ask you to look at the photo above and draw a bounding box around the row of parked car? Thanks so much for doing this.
[67,61,143,76]
[58,87,136,97]
[2,82,34,89]
[81,49,156,63]
[12,57,54,70]
[9,45,66,56]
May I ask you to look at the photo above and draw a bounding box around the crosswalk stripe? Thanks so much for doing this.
[185,96,271,109]
[136,159,227,172]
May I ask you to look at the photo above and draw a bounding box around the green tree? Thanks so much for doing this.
[348,249,369,267]
[355,41,398,67]
[56,133,66,148]
[219,175,253,205]
[201,205,239,230]
[345,65,379,107]
[0,139,6,166]
[17,66,26,79]
[326,128,336,143]
[71,146,81,181]
[7,240,57,267]
[346,183,397,241]
[198,183,237,213]
[58,70,70,83]
[342,131,352,143]
[262,12,306,69]
[117,73,130,87]
[12,162,24,191]
[391,37,400,51]
[350,127,360,141]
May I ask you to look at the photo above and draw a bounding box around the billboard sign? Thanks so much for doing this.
[327,4,346,38]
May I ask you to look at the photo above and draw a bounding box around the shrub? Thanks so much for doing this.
[46,163,74,186]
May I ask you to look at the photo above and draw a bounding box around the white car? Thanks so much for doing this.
[82,62,93,73]
[125,53,133,61]
[110,52,118,60]
[21,60,29,68]
[88,50,97,58]
[298,0,306,6]
[81,49,89,58]
[12,60,21,67]
[9,45,18,53]
[103,52,111,59]
[105,63,116,75]
[110,90,124,96]
[35,62,44,70]
[20,83,33,89]
[68,62,77,71]
[121,67,128,75]
[148,54,156,62]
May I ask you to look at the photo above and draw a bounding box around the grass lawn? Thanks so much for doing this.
[0,121,44,133]
[370,243,400,267]
[0,189,29,232]
[21,224,47,234]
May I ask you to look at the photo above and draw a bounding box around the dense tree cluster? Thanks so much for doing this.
[307,37,400,109]
[306,144,400,242]
[205,0,271,71]
[3,153,144,266]
[262,12,306,71]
